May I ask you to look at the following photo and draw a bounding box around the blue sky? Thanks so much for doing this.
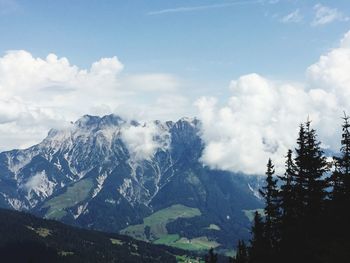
[1,0,350,173]
[1,0,350,94]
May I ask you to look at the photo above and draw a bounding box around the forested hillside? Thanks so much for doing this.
[0,208,202,263]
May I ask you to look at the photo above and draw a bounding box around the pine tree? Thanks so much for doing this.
[338,114,350,230]
[259,159,280,253]
[249,212,267,263]
[293,121,329,220]
[279,150,296,223]
[340,113,350,195]
[278,149,298,261]
[293,123,308,219]
[331,113,350,208]
[271,120,328,262]
[328,114,350,261]
[292,120,329,261]
[303,120,328,218]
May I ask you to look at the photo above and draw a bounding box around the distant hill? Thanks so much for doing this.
[0,208,202,263]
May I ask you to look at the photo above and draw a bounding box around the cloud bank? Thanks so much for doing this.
[0,51,188,150]
[196,30,350,175]
[2,31,350,175]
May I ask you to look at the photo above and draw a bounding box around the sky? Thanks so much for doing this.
[1,0,350,174]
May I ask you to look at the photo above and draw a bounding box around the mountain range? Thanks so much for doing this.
[0,114,262,253]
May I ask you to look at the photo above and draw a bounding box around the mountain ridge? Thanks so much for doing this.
[0,114,262,251]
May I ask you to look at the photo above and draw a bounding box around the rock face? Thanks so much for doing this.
[0,114,262,249]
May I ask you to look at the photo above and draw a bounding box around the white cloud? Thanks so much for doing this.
[280,9,302,24]
[196,31,350,175]
[0,50,190,151]
[312,4,349,26]
[120,122,170,161]
[196,76,307,175]
[4,32,350,176]
[23,170,56,199]
[0,51,123,111]
[0,51,123,149]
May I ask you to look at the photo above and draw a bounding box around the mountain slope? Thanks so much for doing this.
[0,208,199,263]
[0,114,262,251]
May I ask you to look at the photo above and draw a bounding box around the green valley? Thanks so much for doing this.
[121,204,220,252]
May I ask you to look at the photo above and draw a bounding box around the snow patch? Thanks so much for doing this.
[73,203,88,219]
[54,158,62,170]
[92,173,108,198]
[248,183,262,199]
[8,197,27,210]
[118,178,133,202]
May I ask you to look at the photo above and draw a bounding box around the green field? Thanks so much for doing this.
[121,204,201,240]
[155,234,219,251]
[110,238,124,245]
[206,224,221,231]
[176,255,205,263]
[43,178,93,219]
[154,234,219,251]
[121,204,221,251]
[153,234,180,245]
[170,236,220,251]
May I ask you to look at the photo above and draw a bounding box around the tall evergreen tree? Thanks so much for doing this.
[290,120,328,261]
[259,159,280,252]
[293,123,308,219]
[303,120,328,218]
[278,150,298,261]
[331,113,350,207]
[327,114,350,261]
[293,120,328,221]
[249,212,267,263]
[339,113,350,194]
[279,150,296,223]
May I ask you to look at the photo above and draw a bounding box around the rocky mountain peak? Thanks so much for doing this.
[0,114,261,251]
